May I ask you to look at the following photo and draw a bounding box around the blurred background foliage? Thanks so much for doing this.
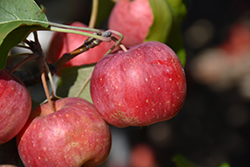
[26,0,250,166]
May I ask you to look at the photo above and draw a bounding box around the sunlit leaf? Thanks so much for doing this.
[165,0,187,66]
[146,0,172,43]
[56,64,95,103]
[146,0,187,66]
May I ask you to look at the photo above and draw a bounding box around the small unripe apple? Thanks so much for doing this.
[47,22,113,71]
[0,70,31,144]
[108,0,154,47]
[90,41,186,127]
[17,97,111,167]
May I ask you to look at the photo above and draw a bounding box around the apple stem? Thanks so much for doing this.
[40,68,56,113]
[43,61,57,99]
[119,43,128,52]
[32,32,56,112]
[89,0,99,28]
[22,32,56,112]
[48,21,101,33]
[49,27,111,42]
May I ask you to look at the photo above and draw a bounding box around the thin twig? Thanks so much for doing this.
[14,45,31,50]
[89,0,99,28]
[9,54,37,74]
[41,70,55,113]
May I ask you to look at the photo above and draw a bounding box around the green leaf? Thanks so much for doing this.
[217,162,231,167]
[173,155,198,167]
[0,0,49,69]
[165,0,187,26]
[146,0,172,43]
[146,0,187,66]
[56,64,96,103]
[165,0,187,66]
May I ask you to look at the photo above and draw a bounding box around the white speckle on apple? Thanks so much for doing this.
[39,133,42,137]
[169,78,172,81]
[146,99,149,103]
[145,78,148,81]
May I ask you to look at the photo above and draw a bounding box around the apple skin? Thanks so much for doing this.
[90,41,186,127]
[47,22,113,70]
[17,97,111,167]
[108,0,153,47]
[0,70,31,145]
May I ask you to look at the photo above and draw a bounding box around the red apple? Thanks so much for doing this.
[219,22,250,55]
[17,97,111,167]
[108,0,153,47]
[90,41,186,127]
[129,144,157,167]
[0,70,31,145]
[47,22,113,71]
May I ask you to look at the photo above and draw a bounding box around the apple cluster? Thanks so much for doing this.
[0,0,187,166]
